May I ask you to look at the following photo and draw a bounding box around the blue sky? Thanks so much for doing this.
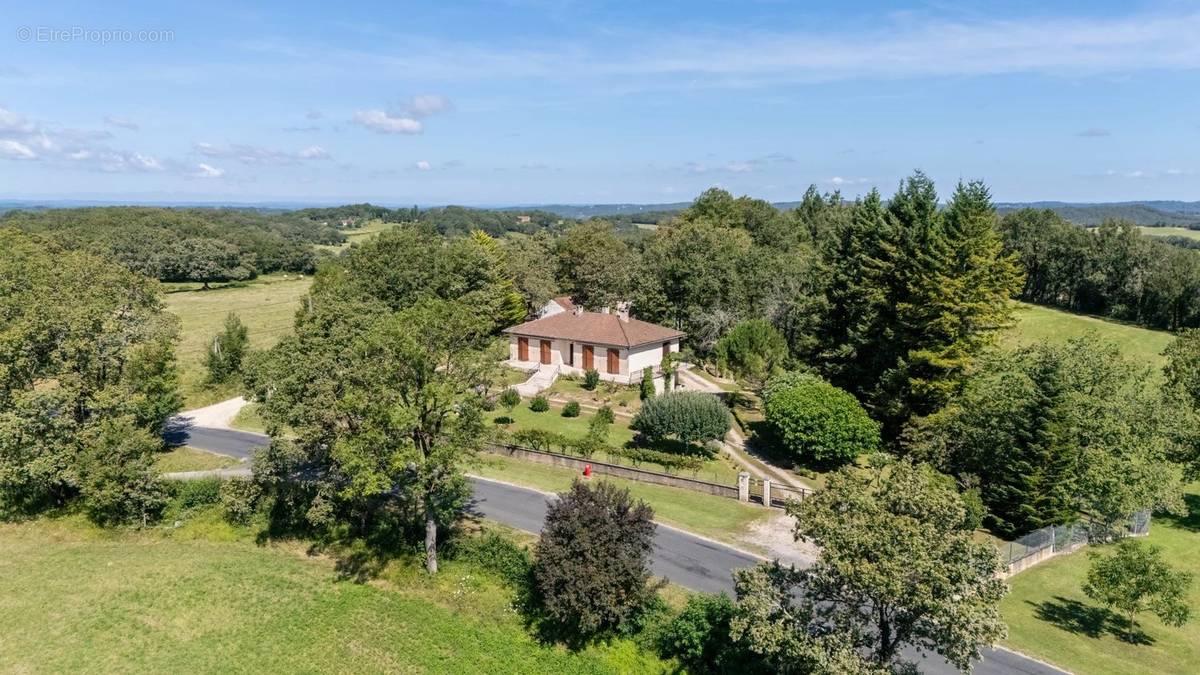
[2,0,1198,205]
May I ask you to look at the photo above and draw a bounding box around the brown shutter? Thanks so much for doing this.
[540,340,552,364]
[662,341,670,358]
[607,348,619,374]
[517,337,528,361]
[583,345,594,370]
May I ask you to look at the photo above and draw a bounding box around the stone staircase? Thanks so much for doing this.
[516,365,559,396]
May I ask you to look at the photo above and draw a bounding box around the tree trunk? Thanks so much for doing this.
[876,605,895,664]
[424,501,438,574]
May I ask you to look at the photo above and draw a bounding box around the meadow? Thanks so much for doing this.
[0,512,667,674]
[1004,301,1173,371]
[163,273,312,408]
[1139,226,1200,241]
[1001,484,1200,675]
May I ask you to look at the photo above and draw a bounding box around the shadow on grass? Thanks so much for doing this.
[1155,492,1200,532]
[1029,596,1154,645]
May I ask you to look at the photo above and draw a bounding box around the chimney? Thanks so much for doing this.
[617,301,630,322]
[573,306,584,316]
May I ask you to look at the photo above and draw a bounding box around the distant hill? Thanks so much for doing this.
[520,200,1200,229]
[995,201,1200,228]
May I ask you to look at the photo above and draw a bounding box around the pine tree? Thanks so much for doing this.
[878,174,1023,442]
[815,189,895,395]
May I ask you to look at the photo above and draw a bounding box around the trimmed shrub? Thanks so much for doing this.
[583,369,601,391]
[533,481,657,643]
[529,395,550,412]
[762,372,878,465]
[612,446,704,473]
[499,387,521,411]
[713,319,787,384]
[562,400,581,417]
[513,428,570,452]
[631,391,731,449]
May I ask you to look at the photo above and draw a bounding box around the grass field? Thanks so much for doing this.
[0,513,668,674]
[472,453,770,553]
[1002,484,1200,674]
[1139,226,1200,241]
[163,274,311,407]
[154,447,241,473]
[1004,301,1173,371]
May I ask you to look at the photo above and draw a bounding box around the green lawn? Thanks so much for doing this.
[163,274,311,407]
[472,453,770,554]
[0,514,668,674]
[230,402,267,433]
[547,377,643,412]
[1002,484,1200,674]
[154,447,241,473]
[487,401,741,484]
[1004,301,1173,371]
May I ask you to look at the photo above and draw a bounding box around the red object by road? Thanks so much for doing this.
[583,464,592,478]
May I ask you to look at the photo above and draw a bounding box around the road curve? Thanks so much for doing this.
[173,424,1065,675]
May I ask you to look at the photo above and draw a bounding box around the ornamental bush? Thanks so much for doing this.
[583,369,601,390]
[499,388,521,411]
[533,480,657,644]
[631,391,731,450]
[562,400,581,417]
[762,372,878,465]
[529,395,550,412]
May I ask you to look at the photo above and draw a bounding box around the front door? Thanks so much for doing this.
[517,337,529,361]
[606,348,619,375]
[582,344,594,370]
[540,339,552,365]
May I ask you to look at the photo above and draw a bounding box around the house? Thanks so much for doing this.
[503,305,683,386]
[537,295,576,318]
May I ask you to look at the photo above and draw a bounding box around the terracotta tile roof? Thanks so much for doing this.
[551,296,575,311]
[504,311,684,348]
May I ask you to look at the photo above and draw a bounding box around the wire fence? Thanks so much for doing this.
[1000,510,1152,572]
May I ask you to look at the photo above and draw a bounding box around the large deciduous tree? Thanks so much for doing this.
[163,237,256,289]
[0,228,180,522]
[244,226,520,572]
[553,221,636,310]
[733,459,1007,672]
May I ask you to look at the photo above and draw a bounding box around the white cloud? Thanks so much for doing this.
[193,142,332,164]
[352,109,423,134]
[1077,127,1111,138]
[828,176,870,186]
[0,105,168,172]
[193,163,225,178]
[405,94,453,118]
[103,115,140,131]
[0,139,36,159]
[415,160,431,170]
[305,109,323,120]
[726,161,754,173]
[298,145,330,159]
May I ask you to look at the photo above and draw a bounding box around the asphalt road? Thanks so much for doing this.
[174,423,1064,675]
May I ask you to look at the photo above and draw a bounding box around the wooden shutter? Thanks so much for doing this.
[517,337,528,361]
[607,348,619,374]
[583,345,594,370]
[540,340,552,364]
